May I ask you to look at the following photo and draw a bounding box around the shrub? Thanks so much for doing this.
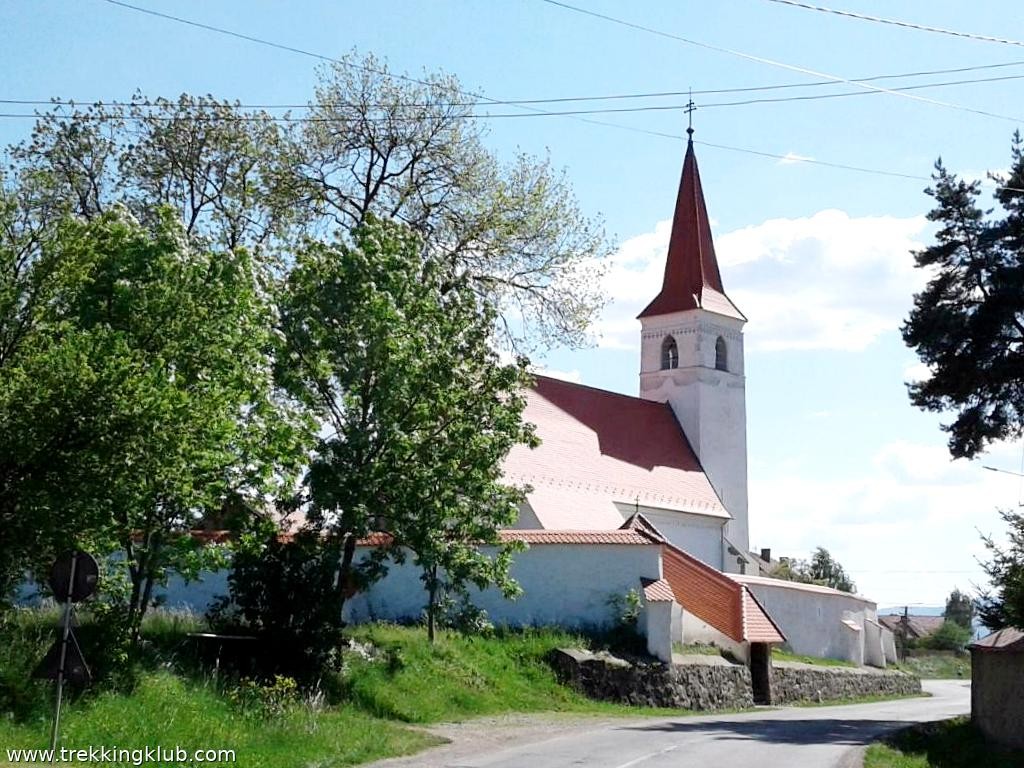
[922,620,973,652]
[207,531,345,679]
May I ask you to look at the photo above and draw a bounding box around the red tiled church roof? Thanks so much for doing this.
[637,138,743,321]
[503,375,730,527]
[498,529,658,546]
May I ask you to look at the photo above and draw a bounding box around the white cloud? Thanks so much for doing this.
[903,361,932,383]
[749,439,1022,606]
[594,209,930,352]
[531,365,582,383]
[959,167,1009,190]
[778,152,815,165]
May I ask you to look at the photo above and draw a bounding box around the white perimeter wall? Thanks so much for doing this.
[742,581,878,665]
[344,543,663,630]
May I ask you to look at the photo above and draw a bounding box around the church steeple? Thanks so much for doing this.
[636,131,750,571]
[637,136,744,321]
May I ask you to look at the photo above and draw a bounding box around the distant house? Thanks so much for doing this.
[878,614,945,642]
[970,627,1024,750]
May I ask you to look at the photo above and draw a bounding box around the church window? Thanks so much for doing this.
[661,335,679,370]
[715,336,728,371]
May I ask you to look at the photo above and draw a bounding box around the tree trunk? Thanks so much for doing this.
[426,566,438,644]
[335,533,358,623]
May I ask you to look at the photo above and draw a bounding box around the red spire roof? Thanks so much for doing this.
[638,138,744,320]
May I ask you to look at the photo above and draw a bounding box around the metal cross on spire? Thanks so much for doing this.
[685,89,696,138]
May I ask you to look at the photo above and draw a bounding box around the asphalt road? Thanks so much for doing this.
[371,680,971,768]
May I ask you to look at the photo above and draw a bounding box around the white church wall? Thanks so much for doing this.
[681,608,749,663]
[863,618,886,668]
[737,578,876,665]
[642,601,674,663]
[881,627,898,665]
[840,617,865,666]
[510,501,542,529]
[614,502,724,569]
[344,543,664,630]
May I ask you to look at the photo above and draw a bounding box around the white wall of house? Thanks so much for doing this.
[343,542,664,630]
[736,577,879,665]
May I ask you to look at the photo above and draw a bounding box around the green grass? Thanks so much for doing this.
[1,613,686,767]
[865,717,1024,768]
[771,648,856,667]
[0,672,438,767]
[896,654,970,680]
[342,624,681,722]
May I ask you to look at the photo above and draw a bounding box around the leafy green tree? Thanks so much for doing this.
[10,57,609,352]
[278,217,535,641]
[806,547,856,593]
[768,547,856,593]
[977,509,1024,630]
[944,587,975,629]
[7,96,295,249]
[902,135,1024,459]
[923,619,973,652]
[0,204,307,634]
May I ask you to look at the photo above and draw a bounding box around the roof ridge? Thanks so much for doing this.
[532,374,676,408]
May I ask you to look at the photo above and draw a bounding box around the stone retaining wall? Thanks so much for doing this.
[769,662,921,704]
[550,649,753,710]
[550,649,921,710]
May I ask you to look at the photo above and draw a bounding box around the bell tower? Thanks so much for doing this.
[637,130,750,570]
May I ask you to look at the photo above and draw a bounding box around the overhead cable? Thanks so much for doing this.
[767,0,1024,48]
[537,0,1024,124]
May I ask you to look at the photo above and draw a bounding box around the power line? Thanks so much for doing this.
[537,0,1024,124]
[6,59,1024,110]
[98,0,549,118]
[0,105,935,183]
[75,0,1024,189]
[767,0,1024,48]
[6,71,1024,120]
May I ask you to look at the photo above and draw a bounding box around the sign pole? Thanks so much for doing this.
[49,551,78,757]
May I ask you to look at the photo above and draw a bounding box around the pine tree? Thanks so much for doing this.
[903,137,1024,459]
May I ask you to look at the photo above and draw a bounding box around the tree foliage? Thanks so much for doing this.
[8,54,608,351]
[277,217,536,641]
[922,619,973,652]
[903,134,1024,459]
[289,55,608,350]
[977,509,1024,630]
[944,587,975,629]
[0,204,306,632]
[768,547,856,593]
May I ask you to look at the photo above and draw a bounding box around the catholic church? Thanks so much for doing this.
[504,127,751,575]
[345,132,898,673]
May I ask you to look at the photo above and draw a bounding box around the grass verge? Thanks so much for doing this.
[1,616,683,767]
[0,673,439,767]
[771,648,856,667]
[865,717,1024,768]
[895,654,970,680]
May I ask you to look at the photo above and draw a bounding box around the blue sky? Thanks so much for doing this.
[4,0,1024,607]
